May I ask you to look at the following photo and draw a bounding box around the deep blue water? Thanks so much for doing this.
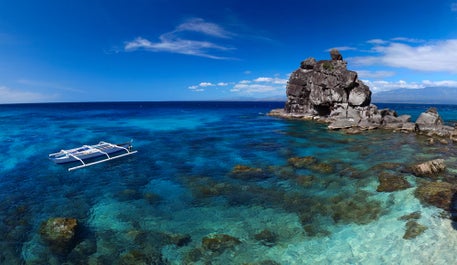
[2,101,457,264]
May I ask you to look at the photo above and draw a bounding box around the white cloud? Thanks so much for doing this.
[187,75,287,95]
[390,37,424,43]
[199,82,215,87]
[229,76,287,95]
[188,81,231,92]
[124,18,235,59]
[422,80,457,87]
[0,86,54,103]
[363,79,457,93]
[175,18,233,39]
[230,83,278,93]
[351,39,457,73]
[327,46,356,52]
[356,70,396,79]
[254,77,288,84]
[367,39,388,45]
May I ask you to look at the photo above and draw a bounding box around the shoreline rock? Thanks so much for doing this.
[268,50,457,137]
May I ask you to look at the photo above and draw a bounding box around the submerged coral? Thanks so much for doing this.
[376,172,411,192]
[403,220,428,239]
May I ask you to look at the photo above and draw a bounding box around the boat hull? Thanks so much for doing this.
[49,142,131,164]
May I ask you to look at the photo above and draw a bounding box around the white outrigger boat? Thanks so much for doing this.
[49,141,138,171]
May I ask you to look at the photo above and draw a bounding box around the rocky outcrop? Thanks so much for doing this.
[39,217,79,254]
[410,159,446,178]
[269,50,457,136]
[414,181,457,210]
[376,172,411,192]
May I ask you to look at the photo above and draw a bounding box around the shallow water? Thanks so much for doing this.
[1,101,457,264]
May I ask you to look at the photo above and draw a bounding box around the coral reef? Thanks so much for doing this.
[39,217,79,254]
[403,220,428,239]
[376,172,411,192]
[414,181,457,210]
[253,229,278,246]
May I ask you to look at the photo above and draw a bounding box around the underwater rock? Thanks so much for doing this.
[329,191,382,224]
[230,165,268,180]
[253,229,278,247]
[67,238,97,263]
[161,232,192,247]
[183,247,204,263]
[183,176,236,199]
[414,181,457,210]
[410,159,446,178]
[117,189,142,201]
[143,192,161,205]
[117,249,165,265]
[403,220,428,239]
[295,175,315,187]
[309,162,334,174]
[39,217,78,254]
[398,211,421,221]
[288,156,317,168]
[201,234,241,253]
[244,260,282,265]
[376,172,411,192]
[302,223,331,237]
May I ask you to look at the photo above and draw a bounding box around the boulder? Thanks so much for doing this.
[39,217,78,254]
[201,234,241,253]
[253,229,278,246]
[403,220,428,239]
[300,57,317,70]
[410,159,446,178]
[416,107,444,131]
[414,181,457,210]
[376,172,411,192]
[330,48,343,60]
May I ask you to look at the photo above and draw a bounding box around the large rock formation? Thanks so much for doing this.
[285,49,371,117]
[269,50,455,135]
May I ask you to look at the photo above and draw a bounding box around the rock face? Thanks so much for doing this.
[269,50,457,135]
[410,159,446,178]
[284,51,371,118]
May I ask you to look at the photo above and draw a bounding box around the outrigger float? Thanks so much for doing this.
[49,141,137,171]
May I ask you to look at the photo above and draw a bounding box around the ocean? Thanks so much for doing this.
[2,101,457,264]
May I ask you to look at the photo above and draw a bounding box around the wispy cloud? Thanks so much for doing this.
[0,86,55,103]
[356,70,396,79]
[188,81,230,92]
[350,39,457,73]
[188,75,288,96]
[175,18,234,38]
[326,46,356,52]
[124,18,236,59]
[231,76,287,95]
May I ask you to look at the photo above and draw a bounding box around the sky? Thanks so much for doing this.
[0,0,457,103]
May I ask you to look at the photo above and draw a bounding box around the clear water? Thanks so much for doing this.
[2,101,457,264]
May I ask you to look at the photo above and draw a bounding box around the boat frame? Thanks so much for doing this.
[49,141,138,171]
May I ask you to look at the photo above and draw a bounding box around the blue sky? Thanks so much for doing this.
[0,0,457,103]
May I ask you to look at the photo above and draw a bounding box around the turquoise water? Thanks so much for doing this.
[2,101,457,264]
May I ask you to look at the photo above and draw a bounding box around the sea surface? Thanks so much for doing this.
[2,101,457,264]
